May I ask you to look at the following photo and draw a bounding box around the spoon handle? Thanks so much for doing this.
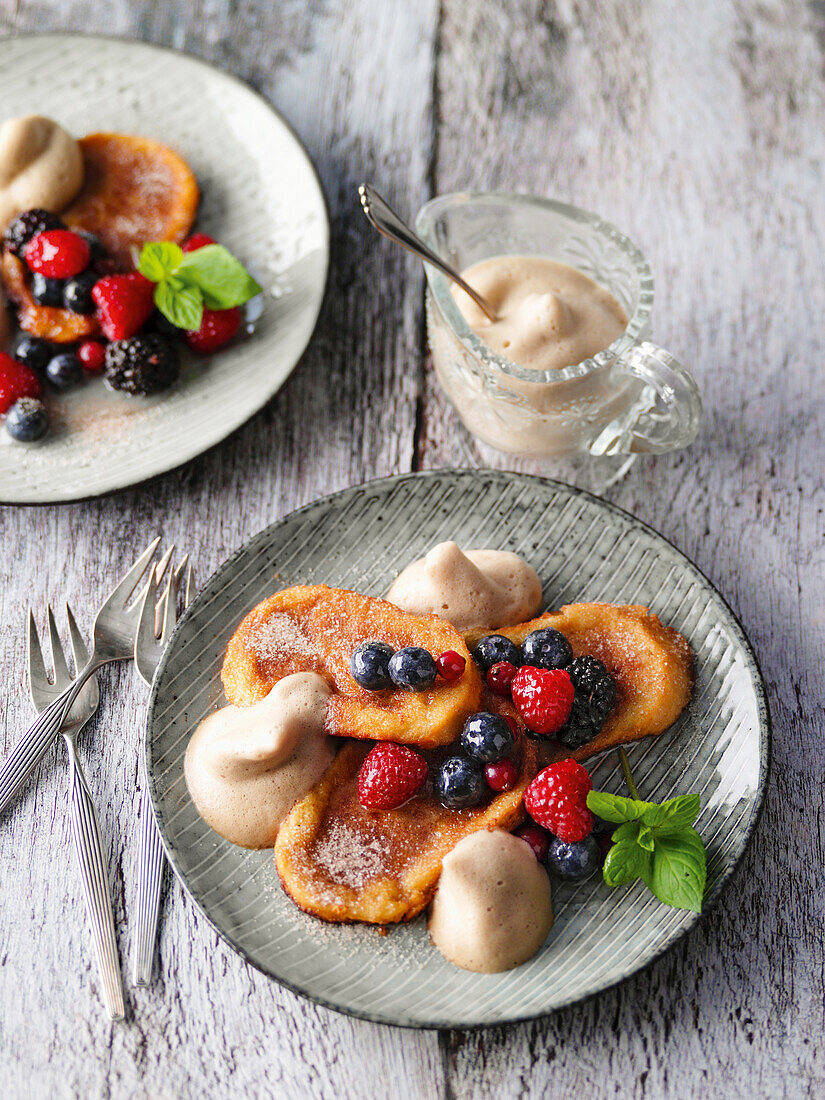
[358,184,497,322]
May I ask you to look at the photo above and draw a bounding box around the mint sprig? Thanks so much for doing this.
[138,241,262,331]
[588,760,707,913]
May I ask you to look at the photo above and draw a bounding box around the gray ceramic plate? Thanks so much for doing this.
[0,35,328,503]
[147,470,769,1028]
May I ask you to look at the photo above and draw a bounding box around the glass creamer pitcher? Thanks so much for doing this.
[416,192,701,479]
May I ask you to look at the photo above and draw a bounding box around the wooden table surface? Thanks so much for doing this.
[0,2,820,1097]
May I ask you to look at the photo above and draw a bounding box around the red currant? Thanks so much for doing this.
[484,758,519,792]
[513,823,550,862]
[77,340,107,373]
[504,715,519,739]
[485,660,517,695]
[436,650,466,681]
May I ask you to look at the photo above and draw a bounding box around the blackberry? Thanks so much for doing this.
[104,335,180,396]
[555,656,617,750]
[3,209,65,257]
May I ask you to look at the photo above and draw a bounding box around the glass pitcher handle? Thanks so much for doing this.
[597,340,702,455]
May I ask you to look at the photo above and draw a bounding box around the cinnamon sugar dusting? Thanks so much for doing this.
[312,820,391,889]
[248,613,319,665]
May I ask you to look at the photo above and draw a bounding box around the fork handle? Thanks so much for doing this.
[0,666,94,816]
[65,737,125,1021]
[132,788,166,986]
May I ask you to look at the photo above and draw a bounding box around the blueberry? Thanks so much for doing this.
[14,335,51,372]
[46,352,83,390]
[5,398,48,442]
[546,835,602,880]
[63,271,98,314]
[73,230,105,263]
[388,646,437,691]
[522,628,573,671]
[460,711,515,763]
[434,755,485,809]
[350,640,394,690]
[472,634,521,672]
[31,273,65,307]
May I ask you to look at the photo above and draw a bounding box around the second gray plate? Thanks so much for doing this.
[147,470,769,1028]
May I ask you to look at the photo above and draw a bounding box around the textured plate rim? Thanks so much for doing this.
[146,468,771,1029]
[0,31,331,506]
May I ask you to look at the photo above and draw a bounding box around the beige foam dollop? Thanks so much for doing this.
[452,255,627,374]
[428,829,554,972]
[386,541,542,631]
[184,672,334,849]
[0,116,85,230]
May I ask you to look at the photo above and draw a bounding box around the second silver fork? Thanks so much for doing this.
[28,606,125,1021]
[132,554,194,986]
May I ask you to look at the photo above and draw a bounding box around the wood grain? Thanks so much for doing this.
[0,0,821,1097]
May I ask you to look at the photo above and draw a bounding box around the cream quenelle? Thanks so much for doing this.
[428,829,554,973]
[184,672,334,849]
[386,541,542,631]
[0,116,84,229]
[452,255,628,374]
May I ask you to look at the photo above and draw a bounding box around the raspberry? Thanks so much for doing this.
[185,306,241,354]
[0,353,42,414]
[436,650,466,681]
[77,340,107,373]
[182,233,217,252]
[357,742,428,810]
[485,660,517,695]
[524,759,594,842]
[484,758,519,792]
[3,209,64,257]
[92,273,155,340]
[25,230,90,278]
[511,666,574,735]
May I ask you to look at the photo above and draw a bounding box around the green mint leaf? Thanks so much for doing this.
[154,279,204,331]
[659,792,701,830]
[139,242,184,284]
[587,791,650,824]
[639,803,672,828]
[176,244,262,310]
[611,820,642,844]
[648,827,707,912]
[603,840,653,887]
[637,825,656,852]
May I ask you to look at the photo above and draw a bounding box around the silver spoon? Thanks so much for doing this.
[358,183,498,322]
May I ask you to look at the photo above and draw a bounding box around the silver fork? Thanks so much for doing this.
[0,537,161,817]
[28,606,124,1021]
[132,554,194,986]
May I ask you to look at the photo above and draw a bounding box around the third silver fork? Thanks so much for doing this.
[132,554,194,986]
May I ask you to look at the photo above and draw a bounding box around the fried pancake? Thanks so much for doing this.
[274,737,540,924]
[64,133,199,269]
[467,602,693,761]
[275,602,692,925]
[1,251,102,342]
[222,585,482,748]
